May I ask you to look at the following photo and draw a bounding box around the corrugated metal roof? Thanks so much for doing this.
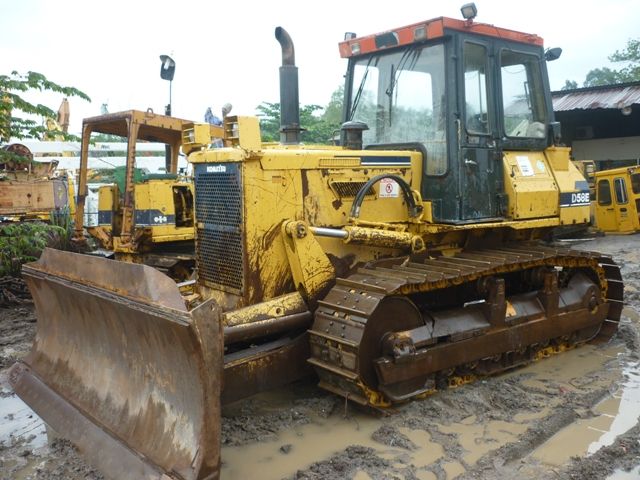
[552,82,640,111]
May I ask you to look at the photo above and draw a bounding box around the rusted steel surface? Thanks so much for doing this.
[222,333,313,405]
[10,249,222,480]
[224,311,312,344]
[552,82,640,111]
[309,245,623,406]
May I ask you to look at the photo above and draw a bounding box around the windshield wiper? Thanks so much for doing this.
[384,47,421,125]
[349,57,374,121]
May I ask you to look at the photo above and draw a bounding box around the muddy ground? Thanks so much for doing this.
[1,235,640,479]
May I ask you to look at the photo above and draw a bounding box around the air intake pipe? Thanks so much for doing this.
[275,27,302,144]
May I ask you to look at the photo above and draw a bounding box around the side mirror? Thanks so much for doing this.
[544,48,562,62]
[160,55,176,81]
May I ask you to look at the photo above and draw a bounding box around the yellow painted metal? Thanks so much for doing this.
[448,374,476,388]
[545,147,591,227]
[224,292,307,327]
[11,23,611,480]
[593,166,640,234]
[502,151,558,220]
[282,220,336,301]
[193,144,418,310]
[356,381,392,408]
[98,185,117,223]
[181,123,224,155]
[224,116,262,151]
[74,110,202,262]
[572,159,596,187]
[89,178,195,251]
[187,128,594,312]
[344,225,426,252]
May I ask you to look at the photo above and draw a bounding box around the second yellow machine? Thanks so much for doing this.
[73,110,221,277]
[11,7,623,480]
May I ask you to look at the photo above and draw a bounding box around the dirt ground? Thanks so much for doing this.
[1,235,640,480]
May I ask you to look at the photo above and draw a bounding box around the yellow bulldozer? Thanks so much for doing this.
[10,6,623,480]
[74,110,222,278]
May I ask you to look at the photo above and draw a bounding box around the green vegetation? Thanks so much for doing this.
[49,206,74,251]
[257,86,344,144]
[0,222,68,276]
[0,71,90,140]
[1,71,90,164]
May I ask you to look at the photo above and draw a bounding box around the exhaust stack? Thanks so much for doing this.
[275,27,302,144]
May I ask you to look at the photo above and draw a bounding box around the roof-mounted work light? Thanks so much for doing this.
[460,3,478,21]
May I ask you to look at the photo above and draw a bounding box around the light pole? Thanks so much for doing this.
[159,54,175,171]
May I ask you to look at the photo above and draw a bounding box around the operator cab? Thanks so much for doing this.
[340,7,557,224]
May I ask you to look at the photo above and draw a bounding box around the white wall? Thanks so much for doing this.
[572,136,640,163]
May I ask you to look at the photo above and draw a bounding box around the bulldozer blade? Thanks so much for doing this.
[9,248,222,480]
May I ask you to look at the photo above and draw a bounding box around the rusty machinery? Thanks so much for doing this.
[10,6,623,480]
[0,143,74,221]
[74,110,222,277]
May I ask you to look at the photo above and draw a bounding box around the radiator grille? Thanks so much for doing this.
[195,166,244,291]
[331,181,375,198]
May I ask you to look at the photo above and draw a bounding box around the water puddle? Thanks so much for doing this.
[530,308,640,467]
[439,418,527,465]
[415,471,437,480]
[515,342,623,392]
[398,427,444,465]
[0,392,47,449]
[2,303,637,479]
[442,461,466,478]
[608,465,640,479]
[588,363,640,453]
[221,317,636,479]
[221,399,449,479]
[221,411,381,480]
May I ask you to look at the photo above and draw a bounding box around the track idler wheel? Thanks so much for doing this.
[362,297,433,402]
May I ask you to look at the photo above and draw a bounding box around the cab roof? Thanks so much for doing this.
[339,16,543,58]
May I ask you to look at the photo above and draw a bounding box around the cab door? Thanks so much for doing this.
[629,169,640,230]
[612,176,634,232]
[459,40,502,221]
[596,176,634,232]
[595,178,617,231]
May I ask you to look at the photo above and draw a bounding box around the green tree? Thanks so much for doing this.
[610,38,640,82]
[301,104,341,144]
[583,67,621,87]
[256,102,281,142]
[567,38,640,88]
[256,99,343,144]
[322,85,344,124]
[561,80,578,90]
[0,71,90,145]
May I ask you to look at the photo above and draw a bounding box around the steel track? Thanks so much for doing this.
[308,244,623,406]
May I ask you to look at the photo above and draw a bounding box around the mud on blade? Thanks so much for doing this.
[9,248,222,480]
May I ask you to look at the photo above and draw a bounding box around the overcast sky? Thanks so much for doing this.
[1,0,637,134]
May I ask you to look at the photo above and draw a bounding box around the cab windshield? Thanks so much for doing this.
[500,50,548,138]
[347,43,447,175]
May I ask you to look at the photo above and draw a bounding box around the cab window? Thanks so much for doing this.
[500,50,547,138]
[614,177,628,204]
[631,173,640,194]
[464,43,490,135]
[348,44,447,175]
[597,179,612,206]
